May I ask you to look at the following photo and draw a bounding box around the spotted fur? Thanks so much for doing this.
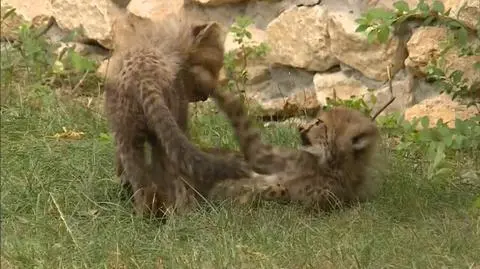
[104,13,249,217]
[207,89,381,211]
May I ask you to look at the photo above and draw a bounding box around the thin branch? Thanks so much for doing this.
[371,97,395,121]
[71,70,90,93]
[371,65,396,121]
[33,16,56,39]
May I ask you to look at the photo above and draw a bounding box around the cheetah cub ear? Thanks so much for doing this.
[349,120,380,153]
[351,133,373,151]
[192,22,225,46]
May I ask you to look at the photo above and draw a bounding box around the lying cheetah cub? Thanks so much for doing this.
[208,89,381,211]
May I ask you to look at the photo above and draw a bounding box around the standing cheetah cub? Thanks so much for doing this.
[104,13,250,217]
[208,89,382,211]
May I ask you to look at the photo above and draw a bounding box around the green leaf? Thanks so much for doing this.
[423,16,435,26]
[235,16,253,28]
[369,93,377,105]
[355,24,369,32]
[417,0,430,14]
[426,142,437,165]
[420,116,430,129]
[434,167,450,177]
[419,129,433,142]
[367,8,395,20]
[355,17,368,25]
[471,115,480,123]
[474,62,480,70]
[98,133,113,142]
[474,196,480,209]
[367,29,378,43]
[431,0,445,14]
[455,118,468,134]
[377,26,390,43]
[453,134,466,149]
[449,70,464,84]
[456,27,468,46]
[435,118,446,127]
[443,133,453,147]
[393,1,410,13]
[435,80,453,93]
[67,50,96,73]
[426,65,445,77]
[447,20,463,29]
[432,142,446,168]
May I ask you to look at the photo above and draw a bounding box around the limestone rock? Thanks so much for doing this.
[192,0,249,6]
[1,1,54,41]
[404,94,479,128]
[96,59,109,78]
[255,87,320,118]
[50,0,124,49]
[314,72,370,105]
[127,0,184,19]
[241,65,316,117]
[444,0,480,30]
[0,4,30,41]
[406,26,480,84]
[0,4,62,44]
[370,0,447,10]
[405,26,445,75]
[186,0,318,30]
[314,68,414,115]
[218,61,271,88]
[2,0,52,21]
[327,3,406,81]
[369,71,414,115]
[49,0,186,50]
[266,6,339,72]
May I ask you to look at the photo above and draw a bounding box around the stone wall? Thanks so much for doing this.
[1,0,479,125]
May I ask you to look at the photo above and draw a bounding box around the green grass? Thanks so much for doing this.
[1,52,480,269]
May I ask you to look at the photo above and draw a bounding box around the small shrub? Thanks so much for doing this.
[377,113,480,180]
[223,16,270,98]
[0,8,100,101]
[356,0,480,181]
[322,90,377,117]
[355,0,480,110]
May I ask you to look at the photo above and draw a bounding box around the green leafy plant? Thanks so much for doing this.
[192,16,270,127]
[355,0,473,46]
[425,63,480,110]
[378,113,480,180]
[223,16,270,98]
[322,91,377,117]
[356,0,480,181]
[0,8,100,98]
[355,0,479,110]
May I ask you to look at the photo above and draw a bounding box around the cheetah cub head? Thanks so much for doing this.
[298,107,380,170]
[110,12,226,102]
